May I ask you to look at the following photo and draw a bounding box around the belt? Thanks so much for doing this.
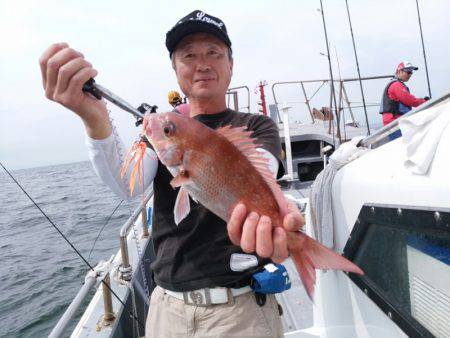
[164,286,252,307]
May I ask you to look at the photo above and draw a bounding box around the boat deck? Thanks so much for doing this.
[277,184,314,333]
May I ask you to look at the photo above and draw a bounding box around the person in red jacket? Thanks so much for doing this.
[379,61,429,139]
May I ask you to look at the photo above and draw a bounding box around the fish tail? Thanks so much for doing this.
[287,231,364,300]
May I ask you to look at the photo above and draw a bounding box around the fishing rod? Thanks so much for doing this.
[334,46,347,141]
[319,0,341,143]
[82,78,158,127]
[83,79,145,119]
[415,0,432,98]
[0,162,145,331]
[344,0,371,136]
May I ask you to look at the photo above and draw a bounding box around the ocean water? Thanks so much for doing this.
[0,161,138,338]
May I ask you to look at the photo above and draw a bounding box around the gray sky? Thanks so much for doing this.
[1,0,449,170]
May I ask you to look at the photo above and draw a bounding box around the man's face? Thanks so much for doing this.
[397,69,413,82]
[172,33,233,101]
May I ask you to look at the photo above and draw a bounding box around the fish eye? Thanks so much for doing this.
[163,122,176,136]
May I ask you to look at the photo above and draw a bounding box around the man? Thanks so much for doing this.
[379,61,429,140]
[40,10,303,338]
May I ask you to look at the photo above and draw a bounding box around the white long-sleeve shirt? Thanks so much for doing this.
[85,126,279,200]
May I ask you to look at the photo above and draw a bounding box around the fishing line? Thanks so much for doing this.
[87,199,124,264]
[0,162,145,331]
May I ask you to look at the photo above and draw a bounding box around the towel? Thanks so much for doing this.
[310,137,369,248]
[399,100,450,175]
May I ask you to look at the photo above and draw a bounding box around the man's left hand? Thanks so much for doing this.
[227,201,304,263]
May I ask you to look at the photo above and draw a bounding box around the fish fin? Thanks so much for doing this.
[189,194,198,203]
[217,125,289,215]
[174,187,190,225]
[287,231,364,300]
[170,169,191,188]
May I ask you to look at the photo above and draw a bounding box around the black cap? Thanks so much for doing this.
[166,10,231,57]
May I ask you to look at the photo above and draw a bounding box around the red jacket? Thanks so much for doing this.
[382,81,426,125]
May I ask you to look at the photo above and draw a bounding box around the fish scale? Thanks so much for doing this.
[186,146,279,222]
[184,150,247,220]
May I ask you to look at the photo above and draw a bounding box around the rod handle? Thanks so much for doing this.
[82,78,102,100]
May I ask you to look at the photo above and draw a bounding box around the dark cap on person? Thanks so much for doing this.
[166,10,232,57]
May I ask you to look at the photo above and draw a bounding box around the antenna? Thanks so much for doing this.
[345,0,371,136]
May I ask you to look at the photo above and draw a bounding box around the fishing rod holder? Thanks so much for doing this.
[119,238,132,281]
[99,273,116,327]
[141,207,150,238]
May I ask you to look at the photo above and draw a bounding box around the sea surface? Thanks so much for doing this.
[0,161,138,338]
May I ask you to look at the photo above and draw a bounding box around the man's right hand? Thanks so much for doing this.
[39,43,112,139]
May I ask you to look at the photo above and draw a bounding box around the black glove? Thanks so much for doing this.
[424,96,430,101]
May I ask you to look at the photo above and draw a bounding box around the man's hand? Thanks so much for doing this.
[227,202,304,263]
[39,43,111,139]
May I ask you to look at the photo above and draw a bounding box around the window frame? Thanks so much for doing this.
[343,204,450,338]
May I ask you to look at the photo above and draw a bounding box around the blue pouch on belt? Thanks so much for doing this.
[251,263,291,294]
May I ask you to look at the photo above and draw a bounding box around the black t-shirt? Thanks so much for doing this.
[150,109,284,291]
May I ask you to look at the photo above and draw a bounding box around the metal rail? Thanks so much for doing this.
[227,85,250,112]
[271,75,391,105]
[119,190,153,276]
[359,92,450,148]
[271,75,392,139]
[50,189,153,337]
[120,190,153,237]
[49,275,98,338]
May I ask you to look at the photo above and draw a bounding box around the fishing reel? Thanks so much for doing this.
[135,103,158,127]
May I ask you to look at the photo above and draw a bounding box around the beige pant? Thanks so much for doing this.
[145,286,283,338]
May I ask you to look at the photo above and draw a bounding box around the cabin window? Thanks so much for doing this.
[344,205,450,338]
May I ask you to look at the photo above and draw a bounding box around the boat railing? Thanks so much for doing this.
[271,75,392,133]
[358,92,450,148]
[119,189,153,280]
[278,103,295,181]
[49,189,153,338]
[226,85,250,113]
